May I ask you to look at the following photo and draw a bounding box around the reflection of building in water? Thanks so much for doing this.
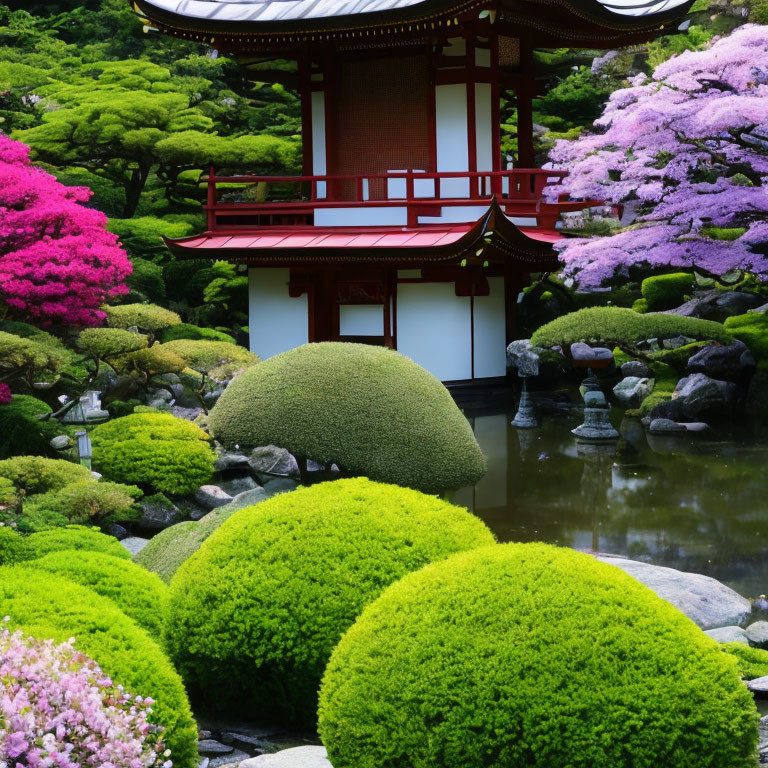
[576,441,616,553]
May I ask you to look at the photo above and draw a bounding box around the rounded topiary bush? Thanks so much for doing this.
[160,339,259,380]
[641,273,695,311]
[0,526,31,566]
[165,477,495,725]
[161,323,235,344]
[27,525,131,560]
[318,542,758,768]
[32,550,168,637]
[208,343,486,493]
[0,567,197,768]
[0,394,63,460]
[91,412,215,494]
[0,456,94,495]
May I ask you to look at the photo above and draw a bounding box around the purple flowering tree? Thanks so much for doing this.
[548,24,768,290]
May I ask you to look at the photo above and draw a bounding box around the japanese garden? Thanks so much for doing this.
[2,0,768,766]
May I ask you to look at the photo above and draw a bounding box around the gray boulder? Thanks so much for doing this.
[748,303,768,314]
[747,676,768,694]
[570,342,614,365]
[217,475,260,497]
[239,746,332,768]
[673,373,738,419]
[506,339,541,377]
[194,485,234,510]
[704,626,749,644]
[120,536,149,556]
[199,741,234,756]
[662,335,693,350]
[613,376,652,405]
[215,452,251,473]
[138,496,183,530]
[248,446,300,480]
[668,290,763,322]
[171,406,204,421]
[49,435,72,451]
[746,621,768,648]
[263,477,300,496]
[620,361,652,379]
[596,555,751,630]
[686,341,755,383]
[648,418,687,434]
[223,487,270,512]
[105,523,128,541]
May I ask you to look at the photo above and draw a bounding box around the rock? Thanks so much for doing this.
[105,523,128,541]
[215,452,251,473]
[748,303,768,314]
[596,555,751,630]
[648,418,688,434]
[704,626,749,644]
[168,383,203,410]
[613,376,653,405]
[147,388,174,404]
[90,471,103,481]
[223,487,270,512]
[759,714,768,743]
[506,339,541,377]
[686,341,756,383]
[248,446,300,480]
[175,497,208,521]
[668,290,763,322]
[199,741,234,756]
[746,621,768,648]
[209,750,249,768]
[172,406,205,421]
[194,485,234,510]
[120,536,149,556]
[583,390,607,408]
[673,373,738,420]
[139,496,183,530]
[263,477,300,496]
[204,386,227,409]
[747,676,768,695]
[570,342,615,364]
[49,435,72,451]
[239,746,332,768]
[662,335,693,350]
[620,361,652,379]
[681,421,713,433]
[147,399,172,411]
[217,475,260,497]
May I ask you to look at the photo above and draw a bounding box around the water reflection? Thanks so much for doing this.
[453,396,768,598]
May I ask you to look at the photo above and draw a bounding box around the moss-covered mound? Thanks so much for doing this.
[725,312,768,364]
[161,323,235,344]
[0,526,32,566]
[32,550,168,637]
[721,642,768,680]
[134,506,237,583]
[27,525,130,560]
[0,455,94,495]
[208,342,486,493]
[641,273,695,311]
[91,412,215,494]
[319,543,758,768]
[165,477,495,726]
[531,307,732,350]
[0,567,197,768]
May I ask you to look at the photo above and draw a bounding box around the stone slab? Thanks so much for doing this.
[240,747,330,768]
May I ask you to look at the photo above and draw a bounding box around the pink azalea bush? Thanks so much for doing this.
[548,25,768,289]
[0,386,10,406]
[0,136,131,326]
[0,619,171,768]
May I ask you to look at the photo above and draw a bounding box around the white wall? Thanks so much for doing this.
[248,268,308,359]
[339,305,382,336]
[397,282,471,381]
[314,207,407,226]
[475,83,493,174]
[435,84,469,198]
[311,91,326,198]
[472,276,506,378]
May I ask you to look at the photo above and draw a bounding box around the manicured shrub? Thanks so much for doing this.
[161,339,259,381]
[27,525,131,560]
[722,642,768,680]
[0,456,94,495]
[134,505,237,583]
[77,327,149,359]
[208,343,486,493]
[105,303,181,334]
[31,550,168,637]
[318,543,758,768]
[641,273,695,311]
[0,394,62,460]
[162,323,235,344]
[165,477,495,725]
[127,344,187,376]
[531,307,733,351]
[725,312,768,365]
[0,625,169,768]
[0,526,31,565]
[91,412,215,494]
[0,568,197,768]
[126,257,166,302]
[0,477,15,505]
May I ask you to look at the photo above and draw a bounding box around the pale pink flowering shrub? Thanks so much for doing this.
[548,25,768,289]
[0,386,10,406]
[0,620,171,768]
[0,135,131,326]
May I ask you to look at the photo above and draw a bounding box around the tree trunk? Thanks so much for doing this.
[122,161,152,219]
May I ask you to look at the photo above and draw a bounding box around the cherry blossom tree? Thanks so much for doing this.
[548,25,768,290]
[0,135,131,326]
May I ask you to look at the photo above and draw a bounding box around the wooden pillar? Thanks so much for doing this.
[516,40,535,169]
[466,35,477,176]
[299,53,313,177]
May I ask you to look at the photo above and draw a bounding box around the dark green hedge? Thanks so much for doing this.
[0,395,62,460]
[0,567,197,768]
[165,477,495,726]
[161,323,235,344]
[641,273,695,311]
[27,525,131,560]
[319,543,758,768]
[208,342,486,493]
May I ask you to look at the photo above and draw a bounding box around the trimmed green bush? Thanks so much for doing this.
[161,339,259,381]
[0,394,63,460]
[641,273,695,311]
[77,327,149,359]
[91,412,215,494]
[31,550,168,637]
[165,477,495,726]
[318,542,758,768]
[134,505,237,583]
[0,526,32,565]
[126,257,166,302]
[0,456,94,495]
[208,343,486,493]
[531,307,733,351]
[161,323,235,344]
[0,567,197,768]
[127,345,187,376]
[722,642,768,680]
[27,525,131,560]
[725,312,768,365]
[105,303,181,334]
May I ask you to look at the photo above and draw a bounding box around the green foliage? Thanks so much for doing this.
[641,273,695,311]
[91,412,214,494]
[632,297,649,313]
[649,341,710,372]
[724,313,768,366]
[0,526,32,566]
[77,327,149,359]
[108,216,198,261]
[160,339,259,381]
[31,550,168,637]
[0,394,63,460]
[646,25,713,68]
[105,303,181,334]
[318,543,758,768]
[134,505,237,583]
[0,455,94,495]
[721,642,768,680]
[126,344,187,377]
[627,362,678,418]
[0,477,16,506]
[126,257,166,302]
[0,567,198,768]
[531,307,733,351]
[105,398,142,419]
[752,0,768,24]
[209,343,486,494]
[26,525,130,560]
[165,477,495,726]
[161,323,235,344]
[21,480,142,530]
[0,330,71,386]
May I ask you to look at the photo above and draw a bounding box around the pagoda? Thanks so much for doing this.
[133,0,691,381]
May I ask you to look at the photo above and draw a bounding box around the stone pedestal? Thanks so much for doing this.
[511,380,537,428]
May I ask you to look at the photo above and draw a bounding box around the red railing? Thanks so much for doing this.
[203,167,583,230]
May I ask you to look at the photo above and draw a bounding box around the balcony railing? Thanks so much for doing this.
[202,167,590,230]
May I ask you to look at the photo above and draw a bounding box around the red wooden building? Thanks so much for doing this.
[133,0,691,381]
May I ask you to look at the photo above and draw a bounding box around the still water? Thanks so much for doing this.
[453,393,768,599]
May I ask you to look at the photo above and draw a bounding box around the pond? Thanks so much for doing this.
[452,389,768,600]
